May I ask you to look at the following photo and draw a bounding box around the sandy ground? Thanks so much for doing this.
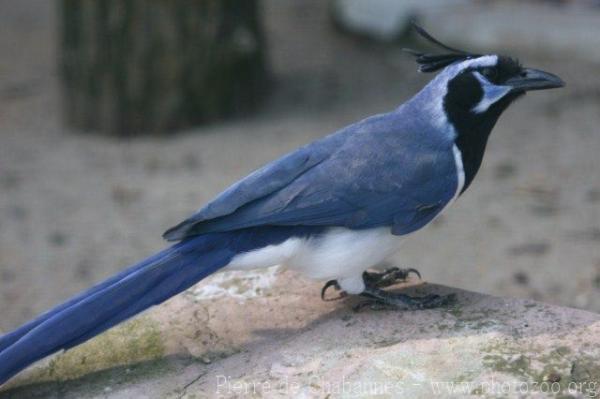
[1,0,599,333]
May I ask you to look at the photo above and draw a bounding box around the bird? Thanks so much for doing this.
[0,24,564,385]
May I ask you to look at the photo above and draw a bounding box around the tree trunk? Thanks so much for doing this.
[60,0,269,136]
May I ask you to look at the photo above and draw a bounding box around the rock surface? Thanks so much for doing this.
[1,270,600,398]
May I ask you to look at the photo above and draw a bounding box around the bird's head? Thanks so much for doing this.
[405,24,564,191]
[405,24,564,130]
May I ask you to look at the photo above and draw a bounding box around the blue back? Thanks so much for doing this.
[164,98,459,240]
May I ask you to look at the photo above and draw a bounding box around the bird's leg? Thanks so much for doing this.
[321,267,421,301]
[321,265,454,310]
[362,266,421,288]
[320,265,421,302]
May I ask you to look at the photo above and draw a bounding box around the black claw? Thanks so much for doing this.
[405,268,422,280]
[363,267,422,289]
[387,267,421,281]
[321,280,346,301]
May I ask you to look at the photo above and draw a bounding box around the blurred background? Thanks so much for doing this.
[1,0,599,332]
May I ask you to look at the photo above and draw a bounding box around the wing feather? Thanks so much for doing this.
[163,147,328,240]
[164,112,459,241]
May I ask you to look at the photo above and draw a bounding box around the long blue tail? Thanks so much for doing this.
[0,226,319,385]
[0,235,229,384]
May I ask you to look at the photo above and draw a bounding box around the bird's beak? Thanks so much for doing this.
[505,68,565,92]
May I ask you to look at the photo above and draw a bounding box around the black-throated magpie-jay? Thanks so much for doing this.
[0,24,564,384]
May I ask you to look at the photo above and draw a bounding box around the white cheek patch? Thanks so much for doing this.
[472,72,511,114]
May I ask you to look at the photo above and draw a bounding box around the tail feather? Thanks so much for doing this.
[0,225,321,385]
[63,248,232,351]
[0,235,232,385]
[0,247,176,354]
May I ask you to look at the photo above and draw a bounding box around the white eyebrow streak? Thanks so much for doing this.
[418,55,499,132]
[471,72,511,114]
[449,55,499,75]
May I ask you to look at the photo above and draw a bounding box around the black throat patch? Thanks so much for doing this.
[443,72,522,193]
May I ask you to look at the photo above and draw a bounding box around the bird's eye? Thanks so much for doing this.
[479,67,498,82]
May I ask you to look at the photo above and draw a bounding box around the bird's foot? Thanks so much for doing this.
[354,286,456,312]
[362,266,421,288]
[320,266,421,302]
[321,266,454,310]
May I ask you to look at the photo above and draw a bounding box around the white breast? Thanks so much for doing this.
[226,227,403,294]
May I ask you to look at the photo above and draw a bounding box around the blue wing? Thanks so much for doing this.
[164,111,459,241]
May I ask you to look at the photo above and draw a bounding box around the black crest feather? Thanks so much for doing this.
[404,22,480,73]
